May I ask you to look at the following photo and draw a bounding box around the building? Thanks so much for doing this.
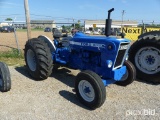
[0,22,9,27]
[0,20,57,29]
[84,20,138,31]
[30,20,56,28]
[0,21,26,28]
[13,21,26,28]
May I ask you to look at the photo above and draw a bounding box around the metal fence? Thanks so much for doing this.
[0,28,54,52]
[1,22,160,53]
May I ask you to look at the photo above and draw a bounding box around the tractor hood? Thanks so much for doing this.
[72,32,130,44]
[70,32,131,52]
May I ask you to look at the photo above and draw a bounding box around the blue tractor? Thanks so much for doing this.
[24,8,136,109]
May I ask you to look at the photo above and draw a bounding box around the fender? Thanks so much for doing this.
[38,35,56,52]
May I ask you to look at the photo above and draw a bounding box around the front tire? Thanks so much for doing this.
[129,36,160,83]
[75,70,106,109]
[116,60,136,86]
[0,62,11,92]
[24,38,53,80]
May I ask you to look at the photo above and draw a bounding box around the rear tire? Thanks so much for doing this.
[0,62,11,92]
[75,70,106,109]
[129,36,160,83]
[24,38,53,80]
[116,60,136,86]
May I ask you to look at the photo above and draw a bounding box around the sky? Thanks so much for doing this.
[0,0,160,24]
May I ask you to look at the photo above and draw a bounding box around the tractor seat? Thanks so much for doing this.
[53,29,62,39]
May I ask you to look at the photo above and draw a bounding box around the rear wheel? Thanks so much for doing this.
[38,36,59,72]
[24,38,53,80]
[75,70,106,109]
[129,36,160,83]
[0,62,11,92]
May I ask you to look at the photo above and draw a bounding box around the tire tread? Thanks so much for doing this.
[24,38,53,80]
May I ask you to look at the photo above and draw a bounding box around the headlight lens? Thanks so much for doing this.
[108,45,113,50]
[106,60,113,68]
[107,42,116,51]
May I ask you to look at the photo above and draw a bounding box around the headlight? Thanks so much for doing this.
[107,42,116,51]
[107,45,113,50]
[106,60,113,68]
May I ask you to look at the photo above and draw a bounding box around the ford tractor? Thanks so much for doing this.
[24,8,136,109]
[0,62,11,92]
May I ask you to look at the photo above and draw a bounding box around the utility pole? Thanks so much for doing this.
[73,18,75,29]
[121,10,125,33]
[24,0,31,39]
[152,20,154,25]
[142,20,145,34]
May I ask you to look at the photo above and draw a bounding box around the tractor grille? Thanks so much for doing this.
[114,43,129,68]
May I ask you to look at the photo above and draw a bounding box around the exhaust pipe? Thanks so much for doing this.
[105,8,114,37]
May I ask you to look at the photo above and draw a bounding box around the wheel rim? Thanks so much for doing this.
[26,49,37,71]
[78,80,95,102]
[0,74,2,87]
[135,47,160,74]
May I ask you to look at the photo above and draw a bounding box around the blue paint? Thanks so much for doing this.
[102,79,116,86]
[52,32,131,86]
[147,55,155,64]
[84,86,91,93]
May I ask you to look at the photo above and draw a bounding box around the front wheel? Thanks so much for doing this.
[116,60,136,86]
[75,70,106,109]
[0,62,11,92]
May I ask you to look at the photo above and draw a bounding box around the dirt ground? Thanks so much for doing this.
[0,66,159,120]
[0,31,53,51]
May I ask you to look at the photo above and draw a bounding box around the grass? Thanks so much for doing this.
[0,49,25,66]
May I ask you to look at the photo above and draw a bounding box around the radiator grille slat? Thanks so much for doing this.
[114,43,129,68]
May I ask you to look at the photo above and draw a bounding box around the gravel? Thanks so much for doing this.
[0,66,159,120]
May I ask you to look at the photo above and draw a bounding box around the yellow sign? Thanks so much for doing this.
[122,27,160,41]
[93,24,96,28]
[122,27,142,41]
[122,27,142,34]
[145,28,160,32]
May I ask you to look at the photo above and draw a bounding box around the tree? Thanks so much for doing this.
[62,25,66,30]
[5,18,13,21]
[78,20,81,24]
[71,23,80,29]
